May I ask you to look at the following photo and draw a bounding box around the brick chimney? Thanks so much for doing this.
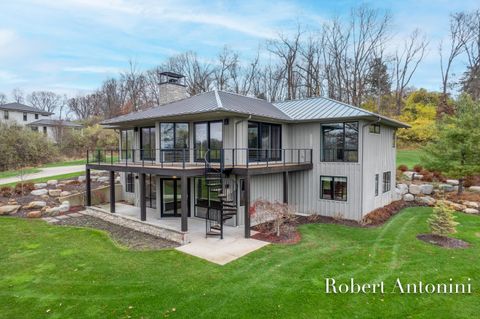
[158,72,188,105]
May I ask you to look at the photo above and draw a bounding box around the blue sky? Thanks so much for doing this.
[0,0,478,98]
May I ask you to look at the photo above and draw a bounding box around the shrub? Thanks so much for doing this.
[0,186,13,197]
[421,173,433,182]
[398,164,408,172]
[14,182,35,195]
[464,176,475,188]
[362,200,408,225]
[428,201,458,236]
[249,200,296,237]
[413,164,423,173]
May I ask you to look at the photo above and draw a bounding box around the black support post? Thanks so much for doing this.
[139,173,146,221]
[181,175,188,232]
[283,171,289,204]
[244,174,251,238]
[109,171,115,213]
[86,168,91,206]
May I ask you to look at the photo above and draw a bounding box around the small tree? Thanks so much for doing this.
[428,201,458,236]
[423,95,480,194]
[249,200,296,237]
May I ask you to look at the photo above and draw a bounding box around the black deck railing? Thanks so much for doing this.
[86,147,313,168]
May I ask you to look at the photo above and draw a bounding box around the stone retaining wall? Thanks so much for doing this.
[84,206,188,244]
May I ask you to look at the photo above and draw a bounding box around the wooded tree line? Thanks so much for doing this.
[1,6,479,121]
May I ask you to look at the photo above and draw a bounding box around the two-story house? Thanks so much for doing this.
[85,72,408,242]
[0,102,82,142]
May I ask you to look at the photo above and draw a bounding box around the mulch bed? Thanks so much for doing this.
[54,215,179,250]
[252,230,301,244]
[417,234,470,249]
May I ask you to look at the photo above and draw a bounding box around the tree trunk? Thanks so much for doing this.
[458,178,464,195]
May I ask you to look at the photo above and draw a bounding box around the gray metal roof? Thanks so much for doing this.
[274,96,409,128]
[0,102,53,115]
[102,90,290,125]
[102,90,408,128]
[27,119,83,128]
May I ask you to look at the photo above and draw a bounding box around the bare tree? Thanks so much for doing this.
[213,46,239,91]
[393,29,428,114]
[27,91,64,114]
[268,26,303,100]
[11,88,24,103]
[0,92,6,104]
[121,60,147,111]
[439,12,474,109]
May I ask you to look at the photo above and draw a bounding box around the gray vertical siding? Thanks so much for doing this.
[361,123,396,215]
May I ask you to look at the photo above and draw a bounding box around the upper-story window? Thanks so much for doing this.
[23,112,27,121]
[160,123,189,162]
[35,114,39,119]
[3,110,9,120]
[120,129,134,160]
[321,122,358,162]
[248,121,282,162]
[369,124,380,134]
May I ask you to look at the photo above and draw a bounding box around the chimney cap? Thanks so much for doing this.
[159,71,184,79]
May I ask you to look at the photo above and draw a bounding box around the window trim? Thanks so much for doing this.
[35,113,39,119]
[193,120,223,162]
[369,124,381,134]
[23,112,28,121]
[247,121,282,162]
[382,171,391,193]
[320,175,348,202]
[375,174,379,196]
[321,121,359,163]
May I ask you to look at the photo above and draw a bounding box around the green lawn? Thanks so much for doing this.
[41,159,87,167]
[0,207,479,318]
[0,172,84,187]
[0,168,40,179]
[397,149,423,169]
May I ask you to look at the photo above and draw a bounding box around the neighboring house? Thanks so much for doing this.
[0,102,82,143]
[85,72,409,240]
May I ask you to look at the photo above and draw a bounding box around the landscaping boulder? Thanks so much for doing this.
[64,180,77,185]
[464,208,479,214]
[91,176,99,182]
[44,206,61,216]
[48,189,62,197]
[26,210,42,218]
[60,191,71,197]
[393,188,402,201]
[57,183,65,189]
[409,184,421,195]
[413,174,424,180]
[397,183,409,195]
[439,184,455,192]
[420,184,434,195]
[0,205,21,215]
[463,201,479,209]
[403,194,415,202]
[77,176,86,182]
[97,176,109,183]
[444,200,466,212]
[47,179,58,186]
[446,179,459,185]
[34,183,47,189]
[41,194,49,200]
[416,196,435,206]
[24,201,47,209]
[58,201,70,213]
[31,189,48,196]
[402,171,414,180]
[469,186,480,193]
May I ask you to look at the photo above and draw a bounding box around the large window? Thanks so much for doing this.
[160,123,189,162]
[248,122,282,162]
[320,176,347,201]
[383,171,391,193]
[120,129,134,160]
[322,122,358,162]
[126,173,135,193]
[140,127,156,161]
[194,121,223,162]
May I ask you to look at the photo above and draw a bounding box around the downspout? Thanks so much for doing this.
[360,117,381,220]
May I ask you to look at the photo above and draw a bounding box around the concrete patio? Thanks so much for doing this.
[88,203,269,265]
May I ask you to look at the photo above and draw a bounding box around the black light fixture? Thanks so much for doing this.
[223,118,229,125]
[134,127,138,132]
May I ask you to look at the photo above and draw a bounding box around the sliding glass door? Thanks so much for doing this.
[194,121,223,162]
[140,127,156,161]
[120,129,134,161]
[248,122,282,162]
[160,123,189,162]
